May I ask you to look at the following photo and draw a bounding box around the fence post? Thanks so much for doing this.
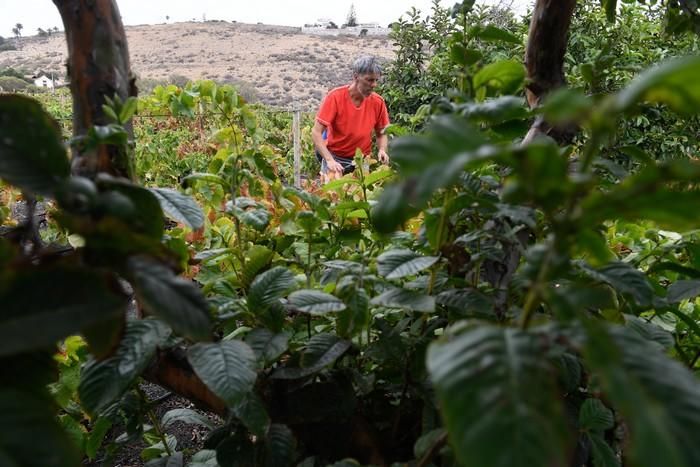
[293,106,301,188]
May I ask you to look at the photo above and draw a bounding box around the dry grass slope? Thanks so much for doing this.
[0,20,394,110]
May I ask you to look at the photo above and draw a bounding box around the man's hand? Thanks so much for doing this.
[378,149,390,164]
[325,157,344,175]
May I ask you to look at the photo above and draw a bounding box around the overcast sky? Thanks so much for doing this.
[0,0,532,38]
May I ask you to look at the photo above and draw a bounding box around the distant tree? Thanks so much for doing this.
[166,15,170,22]
[327,21,338,29]
[14,23,23,37]
[345,4,358,27]
[37,28,48,37]
[53,26,59,33]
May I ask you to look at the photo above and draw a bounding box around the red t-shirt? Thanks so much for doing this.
[316,85,390,158]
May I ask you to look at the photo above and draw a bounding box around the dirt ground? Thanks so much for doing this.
[0,21,394,110]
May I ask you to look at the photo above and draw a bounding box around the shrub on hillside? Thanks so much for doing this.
[0,76,31,91]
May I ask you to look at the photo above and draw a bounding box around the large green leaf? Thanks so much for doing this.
[667,279,700,303]
[232,392,270,438]
[371,287,435,313]
[581,160,700,231]
[239,245,274,289]
[337,287,370,338]
[150,187,204,230]
[436,288,495,318]
[588,433,621,467]
[188,340,257,406]
[161,408,215,430]
[78,319,171,415]
[578,261,654,307]
[287,290,346,315]
[0,389,80,467]
[459,96,529,125]
[127,256,212,341]
[583,322,700,467]
[470,24,521,44]
[376,249,439,279]
[95,176,165,239]
[473,60,526,96]
[614,55,700,115]
[0,267,128,357]
[372,115,505,233]
[247,266,297,313]
[601,0,617,22]
[245,328,290,366]
[427,326,568,467]
[264,424,296,467]
[0,95,69,196]
[579,398,614,433]
[272,333,351,380]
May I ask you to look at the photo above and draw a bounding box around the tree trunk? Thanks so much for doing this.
[523,0,577,144]
[54,0,136,179]
[483,0,578,310]
[54,0,225,416]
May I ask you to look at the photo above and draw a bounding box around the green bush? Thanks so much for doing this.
[0,76,31,91]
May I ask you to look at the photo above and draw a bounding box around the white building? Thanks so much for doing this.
[33,74,63,89]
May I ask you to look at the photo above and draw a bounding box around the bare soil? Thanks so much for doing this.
[0,21,394,110]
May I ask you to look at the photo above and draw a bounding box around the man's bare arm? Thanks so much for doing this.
[312,121,343,173]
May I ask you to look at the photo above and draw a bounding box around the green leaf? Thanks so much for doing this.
[615,56,700,116]
[95,175,165,239]
[245,328,290,366]
[150,187,204,230]
[272,333,351,380]
[579,262,654,307]
[232,392,270,438]
[601,0,618,22]
[470,24,521,44]
[0,267,127,357]
[377,249,440,279]
[583,323,700,467]
[541,88,593,124]
[288,290,346,314]
[337,287,370,338]
[265,424,296,467]
[459,97,529,124]
[0,95,69,196]
[188,340,257,406]
[161,408,215,430]
[239,245,274,289]
[296,210,322,233]
[79,320,171,416]
[473,60,526,96]
[239,208,270,232]
[190,450,218,466]
[85,417,112,460]
[450,43,482,66]
[624,315,674,350]
[127,256,212,341]
[427,326,568,467]
[667,280,700,303]
[247,267,297,313]
[371,287,435,313]
[588,433,621,467]
[436,288,494,318]
[0,389,81,467]
[118,97,138,123]
[582,161,700,231]
[579,398,614,433]
[182,172,227,188]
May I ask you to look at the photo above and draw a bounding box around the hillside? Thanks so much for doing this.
[0,20,394,110]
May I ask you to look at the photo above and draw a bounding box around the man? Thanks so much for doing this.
[312,56,390,181]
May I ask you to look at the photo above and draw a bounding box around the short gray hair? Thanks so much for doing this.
[352,56,382,76]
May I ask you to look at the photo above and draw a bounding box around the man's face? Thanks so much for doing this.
[355,72,380,97]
